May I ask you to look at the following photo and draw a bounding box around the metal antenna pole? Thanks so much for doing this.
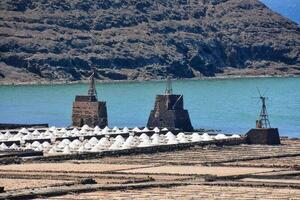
[88,70,97,99]
[258,96,271,128]
[165,76,173,95]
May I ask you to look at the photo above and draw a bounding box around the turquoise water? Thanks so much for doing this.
[0,77,300,137]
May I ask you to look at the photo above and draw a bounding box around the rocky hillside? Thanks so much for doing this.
[0,0,300,83]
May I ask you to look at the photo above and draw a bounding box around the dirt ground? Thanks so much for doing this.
[0,178,71,191]
[119,166,281,176]
[0,139,299,199]
[37,185,300,200]
[0,163,150,173]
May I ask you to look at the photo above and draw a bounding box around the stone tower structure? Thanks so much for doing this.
[72,72,108,128]
[147,77,193,131]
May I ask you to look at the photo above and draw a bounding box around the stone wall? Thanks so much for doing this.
[0,124,48,130]
[147,95,193,131]
[72,100,107,128]
[246,128,281,145]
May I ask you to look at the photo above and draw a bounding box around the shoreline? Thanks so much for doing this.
[0,74,299,86]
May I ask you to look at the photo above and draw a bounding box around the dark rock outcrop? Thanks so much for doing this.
[0,0,299,83]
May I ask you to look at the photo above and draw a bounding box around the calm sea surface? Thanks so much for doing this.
[0,77,299,137]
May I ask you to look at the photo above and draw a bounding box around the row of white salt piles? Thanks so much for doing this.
[0,131,241,153]
[0,125,163,142]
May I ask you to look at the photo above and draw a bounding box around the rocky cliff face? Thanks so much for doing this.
[0,0,300,83]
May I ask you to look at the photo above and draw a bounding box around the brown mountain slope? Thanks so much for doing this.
[0,0,299,83]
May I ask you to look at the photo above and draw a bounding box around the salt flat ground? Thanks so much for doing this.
[40,185,300,200]
[0,139,299,199]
